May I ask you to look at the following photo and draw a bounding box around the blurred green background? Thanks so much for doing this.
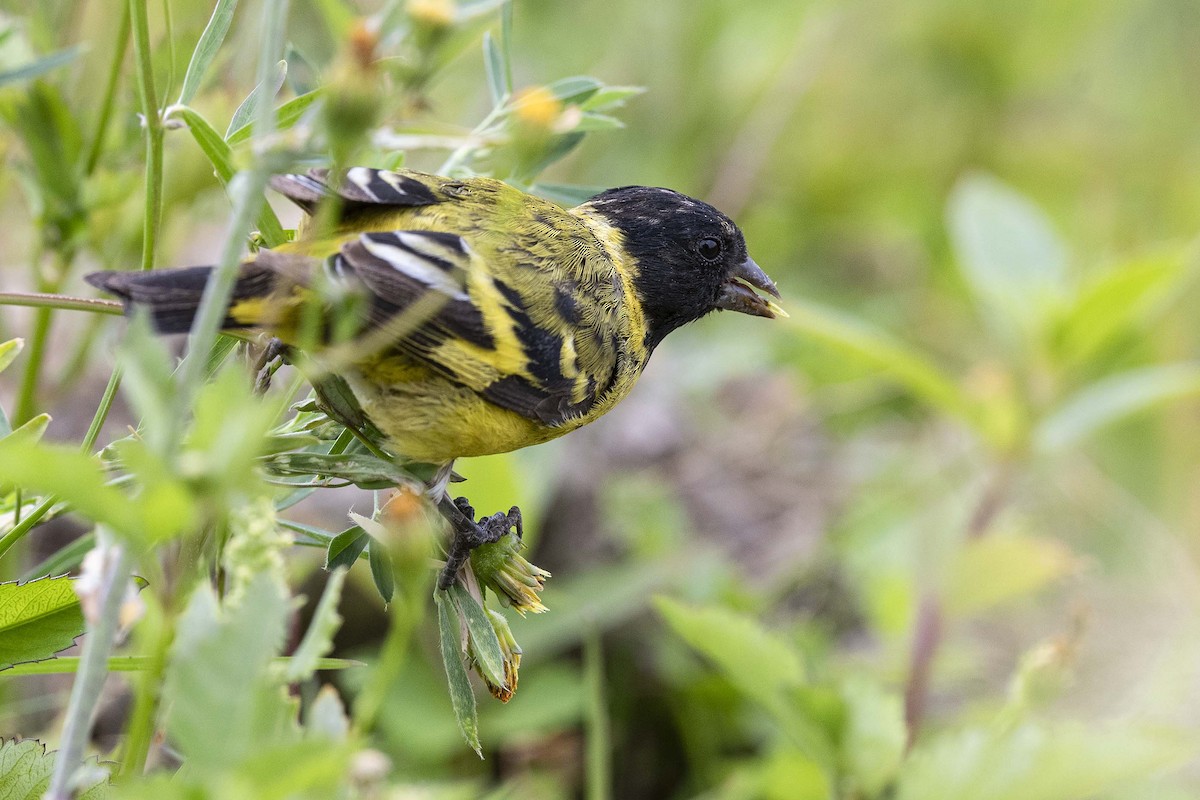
[3,0,1200,797]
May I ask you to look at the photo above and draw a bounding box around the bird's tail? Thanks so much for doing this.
[85,264,277,334]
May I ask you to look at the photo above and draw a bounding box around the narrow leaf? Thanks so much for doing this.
[285,568,346,681]
[483,32,507,105]
[0,46,82,87]
[225,59,287,139]
[436,589,481,756]
[177,107,287,246]
[449,584,505,690]
[2,655,363,676]
[0,338,23,375]
[225,88,323,146]
[366,539,394,604]
[781,299,976,426]
[178,0,240,104]
[1035,363,1200,453]
[324,525,368,570]
[0,576,84,670]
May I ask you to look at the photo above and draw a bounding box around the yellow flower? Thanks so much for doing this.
[408,0,456,28]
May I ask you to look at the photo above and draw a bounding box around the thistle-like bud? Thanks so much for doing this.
[469,529,550,616]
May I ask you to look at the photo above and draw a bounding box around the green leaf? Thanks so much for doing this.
[839,678,906,797]
[1051,249,1196,368]
[177,0,240,104]
[571,112,625,132]
[435,589,482,757]
[579,85,645,112]
[1035,363,1200,453]
[324,525,368,570]
[781,299,977,428]
[176,107,287,247]
[543,75,603,105]
[225,59,287,139]
[0,338,23,375]
[0,439,137,539]
[0,46,81,87]
[225,89,322,146]
[896,722,1195,800]
[448,585,505,690]
[0,576,84,670]
[655,597,804,713]
[1,412,51,446]
[0,739,109,799]
[164,576,291,770]
[2,655,363,677]
[264,451,418,489]
[947,172,1070,342]
[944,533,1079,617]
[532,182,604,206]
[366,538,395,604]
[285,568,345,681]
[482,32,508,105]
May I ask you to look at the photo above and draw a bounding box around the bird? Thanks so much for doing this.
[86,167,783,588]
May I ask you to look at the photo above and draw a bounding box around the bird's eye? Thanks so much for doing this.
[697,237,722,261]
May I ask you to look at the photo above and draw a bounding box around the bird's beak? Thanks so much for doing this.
[714,257,786,319]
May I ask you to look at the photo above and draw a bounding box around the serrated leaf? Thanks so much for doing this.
[436,589,481,757]
[366,539,394,604]
[178,0,240,104]
[0,739,109,799]
[225,59,287,139]
[285,568,345,681]
[0,576,84,670]
[164,576,291,769]
[1035,363,1200,453]
[324,525,368,570]
[449,585,505,690]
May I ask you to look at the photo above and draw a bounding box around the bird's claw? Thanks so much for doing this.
[437,499,523,589]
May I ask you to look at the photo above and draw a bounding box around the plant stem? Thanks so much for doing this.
[352,589,422,732]
[129,0,163,276]
[118,610,172,780]
[83,2,132,177]
[584,627,612,800]
[0,292,123,316]
[45,539,133,800]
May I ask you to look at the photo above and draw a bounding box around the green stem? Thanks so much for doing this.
[12,305,52,426]
[584,628,612,800]
[118,610,172,780]
[82,3,131,177]
[0,292,123,316]
[44,539,133,800]
[129,0,163,276]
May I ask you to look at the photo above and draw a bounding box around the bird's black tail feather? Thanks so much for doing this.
[85,266,268,334]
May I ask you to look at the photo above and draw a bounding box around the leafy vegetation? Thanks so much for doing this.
[2,0,1200,798]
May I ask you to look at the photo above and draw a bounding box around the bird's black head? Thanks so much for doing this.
[582,186,781,350]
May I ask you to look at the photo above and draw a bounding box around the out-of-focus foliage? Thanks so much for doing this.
[1,0,1200,798]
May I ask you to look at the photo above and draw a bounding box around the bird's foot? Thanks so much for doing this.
[253,337,291,394]
[437,495,523,590]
